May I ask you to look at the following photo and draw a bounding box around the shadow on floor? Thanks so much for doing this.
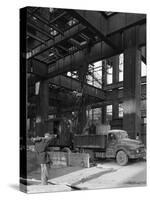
[9,184,19,191]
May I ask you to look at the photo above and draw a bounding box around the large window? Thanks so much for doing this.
[119,103,123,118]
[119,54,124,82]
[141,61,147,77]
[87,61,102,88]
[106,105,112,122]
[141,100,146,117]
[35,81,40,95]
[87,107,102,121]
[106,61,113,84]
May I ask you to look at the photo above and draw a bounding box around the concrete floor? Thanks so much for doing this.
[24,159,146,193]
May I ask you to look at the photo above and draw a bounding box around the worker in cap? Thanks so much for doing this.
[32,133,57,185]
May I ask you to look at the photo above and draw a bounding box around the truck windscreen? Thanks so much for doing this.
[116,132,128,139]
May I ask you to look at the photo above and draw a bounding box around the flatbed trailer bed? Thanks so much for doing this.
[74,134,107,149]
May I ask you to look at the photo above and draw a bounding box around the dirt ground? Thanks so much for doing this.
[23,151,146,193]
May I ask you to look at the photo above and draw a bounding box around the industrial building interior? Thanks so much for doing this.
[26,7,146,147]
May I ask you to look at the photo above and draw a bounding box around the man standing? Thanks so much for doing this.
[31,133,57,185]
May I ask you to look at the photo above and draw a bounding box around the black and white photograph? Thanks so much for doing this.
[20,5,147,194]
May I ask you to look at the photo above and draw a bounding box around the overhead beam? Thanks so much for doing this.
[27,58,48,77]
[28,7,39,16]
[47,41,116,77]
[27,10,64,35]
[48,77,146,104]
[28,77,146,117]
[107,12,146,35]
[28,71,106,100]
[27,22,54,40]
[103,76,146,90]
[47,84,146,114]
[29,75,146,103]
[47,24,146,78]
[69,38,82,49]
[28,24,145,80]
[27,24,86,59]
[106,84,146,101]
[48,90,100,107]
[27,32,46,44]
[69,10,119,50]
[27,11,146,59]
[66,10,146,39]
[28,90,76,106]
[48,75,106,100]
[49,11,66,24]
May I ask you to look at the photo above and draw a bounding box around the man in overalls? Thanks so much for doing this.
[32,133,57,185]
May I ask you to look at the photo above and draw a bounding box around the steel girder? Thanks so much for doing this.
[47,24,145,78]
[27,11,146,60]
[27,24,86,59]
[48,75,106,100]
[47,83,146,114]
[68,10,119,50]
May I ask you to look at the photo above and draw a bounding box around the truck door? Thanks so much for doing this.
[106,133,117,158]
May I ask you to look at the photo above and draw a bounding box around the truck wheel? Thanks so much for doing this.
[116,150,128,166]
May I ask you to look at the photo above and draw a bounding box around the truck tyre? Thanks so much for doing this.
[116,150,128,166]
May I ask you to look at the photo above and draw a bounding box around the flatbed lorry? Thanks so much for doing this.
[74,129,145,166]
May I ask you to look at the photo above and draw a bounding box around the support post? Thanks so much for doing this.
[102,106,106,124]
[36,80,49,136]
[102,60,107,125]
[123,27,141,139]
[102,60,107,88]
[77,61,88,134]
[112,98,119,120]
[112,55,119,119]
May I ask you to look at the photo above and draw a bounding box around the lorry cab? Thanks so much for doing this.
[71,129,145,166]
[106,130,145,165]
[107,130,128,147]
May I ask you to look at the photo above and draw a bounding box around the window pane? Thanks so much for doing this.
[35,81,40,95]
[93,108,102,121]
[87,61,102,88]
[141,100,146,117]
[106,105,112,122]
[106,62,113,84]
[141,61,147,77]
[119,103,123,118]
[119,54,124,82]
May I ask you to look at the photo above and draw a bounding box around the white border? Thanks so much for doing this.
[0,0,149,199]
